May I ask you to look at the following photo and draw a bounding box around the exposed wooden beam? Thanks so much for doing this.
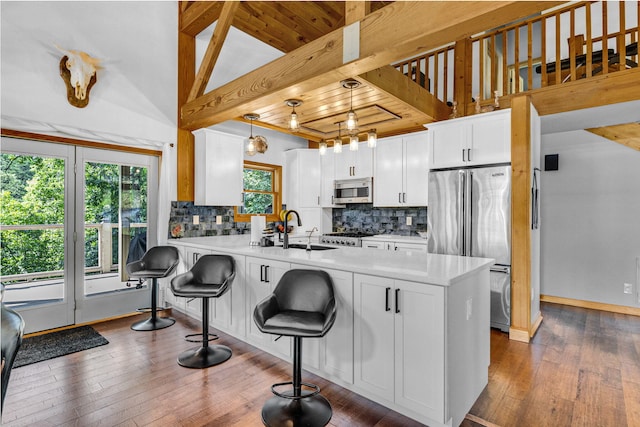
[510,95,532,343]
[358,65,450,122]
[188,1,239,102]
[177,5,196,202]
[529,68,640,116]
[345,1,368,25]
[586,122,640,151]
[180,1,563,131]
[180,1,223,37]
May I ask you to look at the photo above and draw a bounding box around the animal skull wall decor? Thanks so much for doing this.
[55,45,101,108]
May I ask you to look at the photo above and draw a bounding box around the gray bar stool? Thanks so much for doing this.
[171,254,235,368]
[253,269,337,427]
[126,245,180,331]
[1,300,25,410]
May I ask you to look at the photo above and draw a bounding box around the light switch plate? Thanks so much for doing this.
[406,216,412,226]
[192,215,199,225]
[216,215,222,225]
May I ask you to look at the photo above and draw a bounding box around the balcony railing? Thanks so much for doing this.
[0,222,147,285]
[393,1,639,113]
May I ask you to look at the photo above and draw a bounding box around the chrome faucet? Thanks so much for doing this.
[282,210,302,249]
[306,227,318,251]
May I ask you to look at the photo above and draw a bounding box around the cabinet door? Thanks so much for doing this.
[320,151,337,207]
[392,242,428,253]
[361,240,386,250]
[354,145,374,178]
[403,133,429,206]
[374,136,404,207]
[297,150,321,208]
[334,149,356,180]
[468,111,511,165]
[193,129,243,206]
[353,274,395,402]
[429,124,467,169]
[209,251,245,333]
[245,257,291,357]
[394,280,445,420]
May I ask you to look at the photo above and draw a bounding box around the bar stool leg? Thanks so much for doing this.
[261,337,332,427]
[131,278,176,331]
[177,297,232,368]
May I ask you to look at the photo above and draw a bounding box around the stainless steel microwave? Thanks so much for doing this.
[334,177,373,204]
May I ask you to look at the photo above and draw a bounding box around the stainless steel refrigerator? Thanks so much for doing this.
[427,165,511,332]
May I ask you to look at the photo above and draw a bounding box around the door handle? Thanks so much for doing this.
[385,287,391,311]
[467,148,471,162]
[395,288,400,313]
[398,193,402,203]
[265,265,270,283]
[462,149,466,162]
[260,264,264,282]
[403,193,406,203]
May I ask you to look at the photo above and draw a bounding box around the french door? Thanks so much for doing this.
[1,138,158,333]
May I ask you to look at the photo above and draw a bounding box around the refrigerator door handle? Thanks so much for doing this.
[467,170,473,257]
[491,265,511,274]
[458,170,465,256]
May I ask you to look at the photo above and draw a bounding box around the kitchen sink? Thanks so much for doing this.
[286,243,337,251]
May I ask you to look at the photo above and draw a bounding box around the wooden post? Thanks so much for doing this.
[454,38,472,116]
[510,95,532,342]
[177,3,196,202]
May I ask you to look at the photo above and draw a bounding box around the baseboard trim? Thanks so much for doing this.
[465,413,503,427]
[508,327,530,343]
[530,312,543,336]
[23,308,172,338]
[541,295,640,317]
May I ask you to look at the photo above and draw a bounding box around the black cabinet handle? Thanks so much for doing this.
[395,288,400,313]
[385,287,391,311]
[260,265,264,282]
[467,148,471,162]
[265,265,270,283]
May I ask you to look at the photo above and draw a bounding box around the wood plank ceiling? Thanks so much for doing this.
[180,1,443,142]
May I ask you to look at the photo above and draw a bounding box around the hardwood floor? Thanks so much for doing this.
[3,302,639,426]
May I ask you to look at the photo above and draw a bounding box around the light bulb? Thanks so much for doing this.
[289,112,299,132]
[346,110,358,131]
[367,130,377,148]
[350,134,359,151]
[333,139,343,153]
[319,141,327,155]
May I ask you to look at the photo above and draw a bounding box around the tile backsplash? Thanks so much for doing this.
[168,202,427,239]
[331,204,427,236]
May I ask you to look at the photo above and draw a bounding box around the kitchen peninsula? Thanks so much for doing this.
[165,235,493,427]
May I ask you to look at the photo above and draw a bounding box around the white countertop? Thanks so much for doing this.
[169,235,493,286]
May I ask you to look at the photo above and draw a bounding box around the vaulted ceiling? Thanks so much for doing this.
[177,1,563,142]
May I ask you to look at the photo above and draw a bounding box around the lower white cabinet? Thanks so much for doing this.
[291,264,354,384]
[210,250,246,335]
[245,256,291,358]
[354,274,445,421]
[361,239,428,253]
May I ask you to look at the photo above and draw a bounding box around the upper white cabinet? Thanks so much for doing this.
[320,151,344,208]
[334,143,374,179]
[285,149,321,208]
[193,129,244,206]
[374,131,429,207]
[427,109,511,169]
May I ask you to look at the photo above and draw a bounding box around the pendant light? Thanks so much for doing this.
[334,122,343,154]
[367,129,377,148]
[349,134,359,151]
[318,139,327,156]
[244,113,259,156]
[285,99,302,132]
[341,78,360,131]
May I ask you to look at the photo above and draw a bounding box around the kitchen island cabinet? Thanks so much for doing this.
[167,236,492,427]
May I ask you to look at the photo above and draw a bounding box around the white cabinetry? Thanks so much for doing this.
[361,238,428,253]
[374,132,429,207]
[209,250,246,335]
[285,149,330,233]
[291,264,354,384]
[334,144,374,179]
[428,109,511,169]
[193,129,244,206]
[320,151,344,208]
[245,256,291,358]
[353,274,445,421]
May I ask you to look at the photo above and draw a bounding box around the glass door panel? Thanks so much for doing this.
[0,138,75,333]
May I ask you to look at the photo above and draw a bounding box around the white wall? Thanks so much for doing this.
[1,1,178,146]
[540,130,640,307]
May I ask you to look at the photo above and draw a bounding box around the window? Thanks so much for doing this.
[235,161,282,223]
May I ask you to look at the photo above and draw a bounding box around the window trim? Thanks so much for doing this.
[234,160,282,223]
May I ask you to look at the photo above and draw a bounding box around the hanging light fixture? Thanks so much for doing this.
[242,113,269,156]
[285,99,302,132]
[367,129,377,148]
[341,78,361,131]
[349,133,359,151]
[318,139,327,156]
[334,122,343,154]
